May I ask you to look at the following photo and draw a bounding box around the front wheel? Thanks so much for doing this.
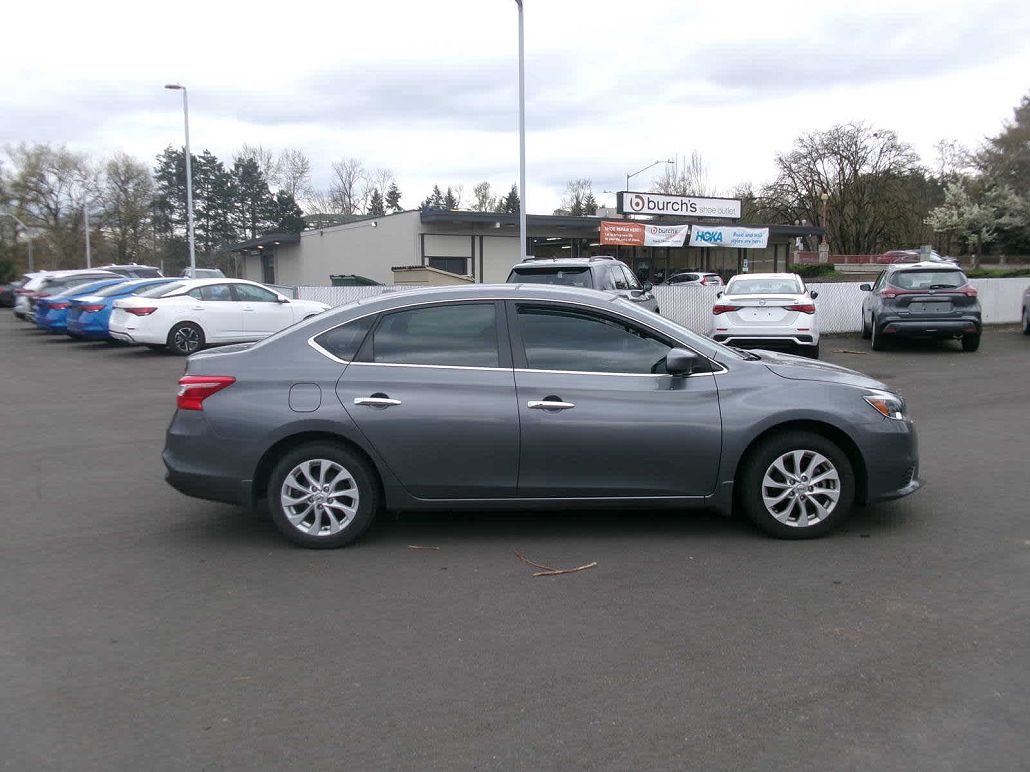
[739,431,855,539]
[166,322,205,355]
[267,443,379,549]
[870,318,888,351]
[861,314,872,339]
[1022,307,1030,335]
[961,333,980,352]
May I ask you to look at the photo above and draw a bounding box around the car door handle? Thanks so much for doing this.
[353,397,402,407]
[190,306,203,311]
[527,399,575,410]
[242,306,255,312]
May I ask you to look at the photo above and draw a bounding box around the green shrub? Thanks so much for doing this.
[965,268,1030,278]
[789,263,837,278]
[0,257,17,284]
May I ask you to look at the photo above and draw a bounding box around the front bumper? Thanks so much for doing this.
[860,420,922,504]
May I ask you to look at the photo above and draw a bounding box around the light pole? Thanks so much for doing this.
[1,212,35,272]
[820,191,829,244]
[514,1,527,261]
[164,83,196,276]
[626,159,674,192]
[818,192,830,264]
[84,205,92,267]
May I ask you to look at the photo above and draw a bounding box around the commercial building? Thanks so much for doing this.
[233,197,822,287]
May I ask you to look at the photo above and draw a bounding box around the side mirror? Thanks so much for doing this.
[666,348,698,377]
[810,290,819,299]
[716,290,724,298]
[859,283,871,291]
[642,281,653,293]
[277,296,290,303]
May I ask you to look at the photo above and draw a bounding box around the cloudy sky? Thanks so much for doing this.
[2,0,1028,213]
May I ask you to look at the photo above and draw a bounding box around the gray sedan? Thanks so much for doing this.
[163,285,921,548]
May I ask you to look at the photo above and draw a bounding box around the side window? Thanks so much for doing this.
[371,303,499,367]
[610,268,629,290]
[192,283,233,301]
[872,272,886,292]
[233,283,279,302]
[622,266,642,290]
[313,316,375,361]
[516,305,674,374]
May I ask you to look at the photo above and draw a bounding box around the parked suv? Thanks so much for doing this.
[507,256,659,313]
[100,263,164,279]
[666,272,723,286]
[860,262,981,351]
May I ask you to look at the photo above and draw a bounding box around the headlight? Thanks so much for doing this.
[863,391,907,420]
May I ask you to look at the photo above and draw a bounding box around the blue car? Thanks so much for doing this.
[67,277,178,340]
[36,279,127,333]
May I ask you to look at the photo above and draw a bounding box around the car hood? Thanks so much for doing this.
[756,349,889,391]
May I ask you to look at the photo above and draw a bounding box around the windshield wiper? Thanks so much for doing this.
[730,346,761,361]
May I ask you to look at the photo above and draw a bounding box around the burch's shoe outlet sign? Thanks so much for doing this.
[617,191,742,219]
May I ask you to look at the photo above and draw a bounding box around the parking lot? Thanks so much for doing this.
[2,315,1028,771]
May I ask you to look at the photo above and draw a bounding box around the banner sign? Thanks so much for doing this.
[689,226,769,249]
[618,191,741,219]
[599,221,691,247]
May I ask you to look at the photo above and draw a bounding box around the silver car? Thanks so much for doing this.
[163,285,921,548]
[507,256,659,314]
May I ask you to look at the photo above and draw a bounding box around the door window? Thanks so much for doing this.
[370,303,500,367]
[609,268,629,290]
[314,316,375,361]
[622,266,642,290]
[188,284,233,301]
[516,305,674,374]
[232,283,280,302]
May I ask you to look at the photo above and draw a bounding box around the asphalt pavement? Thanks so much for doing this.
[1,316,1028,771]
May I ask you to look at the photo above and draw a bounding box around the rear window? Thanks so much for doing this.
[509,266,594,288]
[726,277,801,295]
[313,316,375,361]
[137,281,186,298]
[889,270,966,290]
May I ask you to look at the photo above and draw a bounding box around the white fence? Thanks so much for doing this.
[296,279,1030,335]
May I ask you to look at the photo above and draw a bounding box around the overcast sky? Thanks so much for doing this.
[2,0,1028,213]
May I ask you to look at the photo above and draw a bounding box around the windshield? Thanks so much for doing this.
[726,277,802,295]
[137,281,187,298]
[509,266,593,288]
[890,270,966,290]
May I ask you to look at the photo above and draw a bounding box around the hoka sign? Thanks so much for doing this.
[688,226,769,249]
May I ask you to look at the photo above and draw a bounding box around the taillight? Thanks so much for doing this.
[786,303,816,314]
[176,376,236,411]
[879,289,898,299]
[49,302,70,310]
[79,304,104,312]
[125,307,158,316]
[712,304,740,314]
[15,288,31,295]
[961,286,977,297]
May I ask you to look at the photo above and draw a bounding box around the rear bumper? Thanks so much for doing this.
[109,329,137,344]
[877,316,981,337]
[712,334,816,349]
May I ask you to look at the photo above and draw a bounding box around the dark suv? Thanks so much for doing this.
[507,256,659,314]
[860,262,981,351]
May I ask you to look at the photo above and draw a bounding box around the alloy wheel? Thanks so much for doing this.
[761,450,841,527]
[280,459,359,537]
[173,326,201,354]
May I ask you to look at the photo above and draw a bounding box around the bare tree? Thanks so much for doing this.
[471,181,496,212]
[933,139,973,183]
[652,152,713,197]
[328,158,368,215]
[276,149,312,200]
[235,144,281,189]
[559,178,595,215]
[102,152,154,262]
[366,168,396,210]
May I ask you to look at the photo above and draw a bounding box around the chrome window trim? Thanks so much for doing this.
[306,294,725,374]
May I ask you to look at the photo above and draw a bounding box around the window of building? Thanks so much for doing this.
[427,257,468,276]
[371,303,499,367]
[516,305,673,374]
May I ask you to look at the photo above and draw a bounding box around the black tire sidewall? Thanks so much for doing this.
[961,333,980,352]
[266,443,379,549]
[739,431,855,539]
[870,317,887,350]
[167,322,205,355]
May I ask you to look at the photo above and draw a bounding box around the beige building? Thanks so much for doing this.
[233,209,822,287]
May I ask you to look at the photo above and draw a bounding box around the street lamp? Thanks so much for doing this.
[514,1,527,261]
[1,211,35,272]
[164,83,196,276]
[819,191,829,245]
[626,159,674,192]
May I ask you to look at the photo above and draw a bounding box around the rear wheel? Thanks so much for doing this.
[870,317,888,351]
[1022,307,1030,335]
[961,333,980,352]
[166,322,204,355]
[739,431,855,539]
[861,314,872,339]
[267,442,379,549]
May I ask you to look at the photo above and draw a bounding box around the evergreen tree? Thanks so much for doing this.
[496,184,520,214]
[444,186,457,210]
[368,188,386,217]
[430,184,445,208]
[583,192,598,216]
[231,157,275,240]
[385,181,402,212]
[271,191,306,233]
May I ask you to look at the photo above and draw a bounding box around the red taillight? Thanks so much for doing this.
[786,303,816,314]
[15,288,31,295]
[79,304,104,312]
[712,304,740,314]
[176,376,236,411]
[961,286,977,297]
[49,302,70,310]
[880,289,898,299]
[125,306,158,316]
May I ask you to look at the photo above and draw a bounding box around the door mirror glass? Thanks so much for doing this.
[277,296,289,303]
[810,290,819,299]
[641,281,653,293]
[859,283,871,291]
[665,348,698,376]
[716,290,723,298]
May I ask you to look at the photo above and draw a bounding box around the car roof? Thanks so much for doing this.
[885,261,963,271]
[727,272,800,280]
[41,269,119,278]
[512,256,623,270]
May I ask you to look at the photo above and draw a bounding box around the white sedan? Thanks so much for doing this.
[709,273,821,358]
[109,278,330,355]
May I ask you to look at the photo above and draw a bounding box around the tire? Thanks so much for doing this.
[861,314,872,339]
[739,431,855,539]
[801,342,820,359]
[166,322,205,355]
[1022,307,1030,335]
[266,442,379,549]
[961,333,980,352]
[870,317,888,351]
